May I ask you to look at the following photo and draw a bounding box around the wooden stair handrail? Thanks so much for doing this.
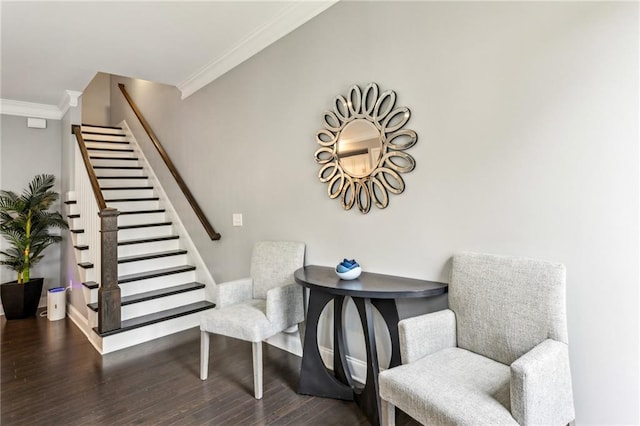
[118,83,221,241]
[72,124,107,210]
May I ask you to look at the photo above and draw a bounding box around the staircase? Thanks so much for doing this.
[67,124,215,353]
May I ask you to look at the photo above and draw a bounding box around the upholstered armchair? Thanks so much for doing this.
[200,241,305,399]
[379,252,575,425]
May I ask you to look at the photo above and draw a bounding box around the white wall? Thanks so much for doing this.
[108,2,638,423]
[0,114,64,311]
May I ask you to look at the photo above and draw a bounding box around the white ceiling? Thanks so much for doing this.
[0,1,335,116]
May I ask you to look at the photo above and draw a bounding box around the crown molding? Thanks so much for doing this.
[59,90,82,116]
[1,89,82,120]
[177,1,338,99]
[0,99,63,120]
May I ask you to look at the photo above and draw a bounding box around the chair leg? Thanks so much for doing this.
[381,398,396,426]
[252,341,263,399]
[200,331,210,380]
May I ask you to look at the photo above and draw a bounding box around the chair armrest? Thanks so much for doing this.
[266,283,304,330]
[215,278,253,308]
[398,308,457,364]
[510,339,575,425]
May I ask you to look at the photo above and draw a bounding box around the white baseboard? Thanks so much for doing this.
[67,303,103,354]
[318,345,367,385]
[263,330,367,385]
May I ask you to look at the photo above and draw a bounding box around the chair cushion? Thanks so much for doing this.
[200,299,279,342]
[251,241,305,299]
[379,347,517,426]
[450,252,568,365]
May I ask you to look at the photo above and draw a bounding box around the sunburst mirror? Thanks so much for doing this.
[314,82,417,214]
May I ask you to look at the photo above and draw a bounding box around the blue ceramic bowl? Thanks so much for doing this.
[336,265,362,280]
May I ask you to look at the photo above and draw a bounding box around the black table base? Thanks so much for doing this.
[298,289,402,426]
[295,265,448,426]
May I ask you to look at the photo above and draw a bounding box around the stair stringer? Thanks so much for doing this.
[118,120,218,303]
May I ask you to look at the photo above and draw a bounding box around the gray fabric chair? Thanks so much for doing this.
[379,252,575,425]
[200,241,305,399]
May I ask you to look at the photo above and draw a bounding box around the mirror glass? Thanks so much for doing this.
[337,120,382,178]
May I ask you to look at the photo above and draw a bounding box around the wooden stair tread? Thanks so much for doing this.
[82,131,126,137]
[67,214,80,218]
[97,176,148,179]
[82,281,98,290]
[64,200,77,205]
[81,124,122,130]
[101,186,153,190]
[86,282,205,311]
[89,155,138,160]
[118,222,172,230]
[87,147,134,153]
[93,166,143,170]
[77,262,93,269]
[118,235,179,246]
[117,209,165,215]
[105,197,159,202]
[118,249,188,264]
[70,229,84,234]
[82,124,122,129]
[74,245,89,251]
[93,301,215,337]
[118,265,196,284]
[83,139,129,145]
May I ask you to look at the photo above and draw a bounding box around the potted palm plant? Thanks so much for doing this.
[0,174,68,319]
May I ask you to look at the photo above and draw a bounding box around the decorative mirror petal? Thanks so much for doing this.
[385,129,418,151]
[314,83,417,213]
[316,129,337,147]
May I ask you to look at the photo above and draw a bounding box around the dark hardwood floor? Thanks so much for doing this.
[1,312,419,425]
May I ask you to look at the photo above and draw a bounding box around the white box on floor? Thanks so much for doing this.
[47,287,66,321]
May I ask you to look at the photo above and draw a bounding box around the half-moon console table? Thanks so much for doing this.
[295,265,448,426]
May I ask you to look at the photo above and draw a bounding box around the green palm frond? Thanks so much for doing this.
[0,174,68,282]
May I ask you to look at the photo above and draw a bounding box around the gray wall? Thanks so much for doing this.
[82,72,111,126]
[108,2,638,424]
[0,114,64,311]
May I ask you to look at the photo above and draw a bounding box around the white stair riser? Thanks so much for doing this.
[86,150,135,159]
[119,270,196,297]
[120,289,205,321]
[118,212,166,226]
[66,204,79,215]
[107,200,159,211]
[83,285,97,305]
[90,158,140,168]
[118,225,173,240]
[94,168,144,177]
[71,233,86,246]
[78,268,96,283]
[83,134,128,142]
[118,239,179,257]
[84,141,131,151]
[81,126,123,135]
[100,313,204,354]
[77,249,92,264]
[103,189,155,199]
[117,239,179,258]
[68,217,86,230]
[99,178,150,188]
[118,254,188,276]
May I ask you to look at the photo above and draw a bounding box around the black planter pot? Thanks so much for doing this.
[0,278,44,319]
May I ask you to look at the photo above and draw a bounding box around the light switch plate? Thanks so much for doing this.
[232,213,243,227]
